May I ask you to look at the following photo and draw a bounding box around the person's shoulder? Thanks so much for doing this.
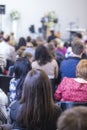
[60,57,75,66]
[62,77,74,83]
[51,59,58,64]
[10,100,20,110]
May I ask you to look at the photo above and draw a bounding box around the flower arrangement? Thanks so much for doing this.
[41,11,58,29]
[48,11,58,23]
[10,10,20,20]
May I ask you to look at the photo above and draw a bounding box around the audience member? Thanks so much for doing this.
[47,30,56,43]
[9,57,32,102]
[0,54,6,74]
[82,41,87,59]
[46,43,56,58]
[16,46,26,59]
[8,69,62,130]
[57,106,87,130]
[9,32,16,46]
[50,40,64,67]
[15,37,26,51]
[24,39,37,60]
[53,38,67,56]
[26,36,31,43]
[60,40,84,79]
[22,51,33,63]
[36,36,44,46]
[54,59,87,102]
[32,45,58,79]
[0,35,16,70]
[73,32,83,42]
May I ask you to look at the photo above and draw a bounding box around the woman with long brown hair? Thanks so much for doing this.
[9,69,61,130]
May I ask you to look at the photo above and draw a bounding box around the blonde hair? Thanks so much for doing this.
[76,59,87,80]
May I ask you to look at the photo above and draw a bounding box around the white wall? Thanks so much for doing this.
[0,0,87,40]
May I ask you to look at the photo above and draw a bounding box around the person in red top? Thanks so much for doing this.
[54,59,87,102]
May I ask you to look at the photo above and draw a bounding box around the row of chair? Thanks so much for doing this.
[56,101,87,111]
[0,75,87,112]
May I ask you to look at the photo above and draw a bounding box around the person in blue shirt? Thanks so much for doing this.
[60,40,84,80]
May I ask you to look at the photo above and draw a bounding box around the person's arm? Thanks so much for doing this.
[54,85,62,101]
[54,78,66,100]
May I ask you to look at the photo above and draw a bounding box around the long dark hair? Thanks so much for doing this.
[16,37,26,50]
[34,45,52,65]
[14,57,32,100]
[17,69,55,129]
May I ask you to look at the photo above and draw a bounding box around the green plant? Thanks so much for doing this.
[10,10,20,20]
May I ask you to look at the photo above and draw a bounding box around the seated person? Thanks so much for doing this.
[47,30,56,43]
[0,88,8,124]
[53,38,67,56]
[54,59,87,102]
[9,57,32,103]
[57,106,87,130]
[32,45,58,79]
[60,40,84,79]
[1,69,62,130]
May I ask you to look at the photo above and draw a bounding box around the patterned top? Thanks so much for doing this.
[9,78,19,102]
[54,77,87,102]
[0,89,8,124]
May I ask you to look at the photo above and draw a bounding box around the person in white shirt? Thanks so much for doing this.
[0,35,16,67]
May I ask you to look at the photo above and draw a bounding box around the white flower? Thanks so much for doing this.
[10,10,20,20]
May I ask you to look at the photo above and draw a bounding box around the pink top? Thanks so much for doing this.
[54,77,87,102]
[56,47,67,55]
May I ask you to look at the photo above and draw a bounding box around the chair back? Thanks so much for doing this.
[57,101,87,111]
[0,75,12,94]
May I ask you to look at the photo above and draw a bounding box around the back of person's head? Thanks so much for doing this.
[4,35,10,42]
[16,46,26,59]
[16,37,26,50]
[50,30,55,35]
[22,51,33,63]
[57,106,87,130]
[19,69,54,127]
[14,57,32,79]
[14,57,32,100]
[46,43,55,58]
[76,59,87,80]
[26,36,31,42]
[71,40,84,55]
[75,32,83,39]
[36,36,44,46]
[35,45,52,65]
[31,39,37,47]
[0,31,4,35]
[53,38,64,49]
